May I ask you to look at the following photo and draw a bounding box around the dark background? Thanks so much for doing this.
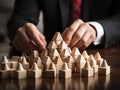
[0,0,15,59]
[0,0,14,42]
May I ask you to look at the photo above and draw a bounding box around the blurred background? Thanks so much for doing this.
[0,0,14,42]
[0,0,14,58]
[0,0,43,59]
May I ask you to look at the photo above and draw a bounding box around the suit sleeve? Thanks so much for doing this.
[7,0,41,41]
[97,0,120,47]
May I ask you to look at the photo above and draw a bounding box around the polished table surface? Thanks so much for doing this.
[0,43,120,90]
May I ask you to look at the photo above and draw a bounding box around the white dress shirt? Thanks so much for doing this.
[88,21,104,45]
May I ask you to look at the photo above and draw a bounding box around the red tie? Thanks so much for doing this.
[71,0,81,23]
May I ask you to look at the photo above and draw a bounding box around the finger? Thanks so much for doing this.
[17,28,38,53]
[62,27,69,37]
[38,33,47,48]
[62,19,84,45]
[69,23,87,48]
[12,35,28,53]
[25,23,46,50]
[78,36,94,50]
[31,35,46,50]
[75,30,92,49]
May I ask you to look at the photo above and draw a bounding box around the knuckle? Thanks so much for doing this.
[25,23,32,27]
[75,33,81,39]
[69,26,75,32]
[82,23,89,27]
[76,19,83,23]
[25,23,36,30]
[17,28,23,33]
[42,35,46,40]
[64,36,71,42]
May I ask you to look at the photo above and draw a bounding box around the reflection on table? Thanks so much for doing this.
[0,43,120,90]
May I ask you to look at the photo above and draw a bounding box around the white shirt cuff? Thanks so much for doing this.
[87,21,104,45]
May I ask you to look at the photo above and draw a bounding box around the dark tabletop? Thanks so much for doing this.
[0,43,120,90]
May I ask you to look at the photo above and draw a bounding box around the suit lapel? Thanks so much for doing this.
[58,0,70,29]
[81,0,93,21]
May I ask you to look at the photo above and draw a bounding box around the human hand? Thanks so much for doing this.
[62,19,97,50]
[12,23,47,55]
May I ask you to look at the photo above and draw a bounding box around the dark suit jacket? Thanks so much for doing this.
[7,0,120,48]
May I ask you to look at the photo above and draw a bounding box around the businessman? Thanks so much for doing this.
[7,0,120,55]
